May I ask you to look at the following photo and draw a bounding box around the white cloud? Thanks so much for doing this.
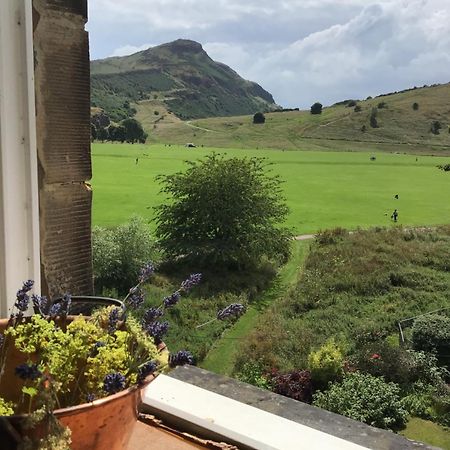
[89,0,450,107]
[110,43,155,57]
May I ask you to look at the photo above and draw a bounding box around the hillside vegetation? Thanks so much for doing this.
[91,39,278,121]
[149,83,450,155]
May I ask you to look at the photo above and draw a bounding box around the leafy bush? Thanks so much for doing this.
[313,372,407,429]
[253,112,266,124]
[236,361,272,389]
[271,369,313,403]
[377,102,387,109]
[308,339,344,387]
[354,105,362,112]
[350,342,447,386]
[155,153,291,269]
[315,227,347,245]
[92,216,159,294]
[412,314,450,363]
[347,100,357,107]
[310,102,323,115]
[430,120,441,135]
[412,102,419,111]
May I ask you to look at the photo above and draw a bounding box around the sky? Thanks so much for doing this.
[88,0,450,108]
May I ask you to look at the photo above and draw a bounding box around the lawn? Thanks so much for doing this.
[92,143,450,234]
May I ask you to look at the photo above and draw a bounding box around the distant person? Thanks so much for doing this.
[394,194,399,199]
[391,209,398,222]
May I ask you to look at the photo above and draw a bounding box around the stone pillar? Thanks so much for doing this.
[33,0,93,298]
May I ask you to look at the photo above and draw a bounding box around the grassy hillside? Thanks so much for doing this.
[148,83,450,155]
[91,143,450,234]
[91,39,278,121]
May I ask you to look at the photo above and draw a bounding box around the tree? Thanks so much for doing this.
[120,118,146,143]
[96,126,109,142]
[253,112,266,124]
[155,154,291,269]
[108,123,127,143]
[310,102,323,114]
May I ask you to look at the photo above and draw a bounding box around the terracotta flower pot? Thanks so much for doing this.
[0,316,166,450]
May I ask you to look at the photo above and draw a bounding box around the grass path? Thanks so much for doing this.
[200,240,310,375]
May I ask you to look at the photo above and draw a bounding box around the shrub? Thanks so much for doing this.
[92,216,159,294]
[412,314,450,361]
[430,121,441,135]
[271,369,313,403]
[310,102,323,115]
[308,339,344,387]
[313,372,407,429]
[236,362,272,389]
[349,342,447,386]
[412,102,419,111]
[253,112,266,124]
[377,102,387,109]
[354,105,362,112]
[155,153,291,269]
[315,227,348,245]
[361,125,367,132]
[347,100,357,107]
[437,163,450,172]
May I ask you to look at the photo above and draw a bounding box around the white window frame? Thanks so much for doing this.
[0,0,40,315]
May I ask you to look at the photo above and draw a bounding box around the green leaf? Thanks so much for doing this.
[22,386,38,398]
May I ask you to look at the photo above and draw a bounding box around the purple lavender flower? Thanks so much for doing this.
[60,293,72,316]
[163,291,181,309]
[31,294,48,315]
[108,307,121,333]
[217,303,245,321]
[169,350,194,368]
[15,363,41,380]
[137,360,158,383]
[48,302,62,317]
[180,273,202,292]
[143,321,169,344]
[142,307,163,325]
[138,263,155,283]
[103,372,126,394]
[14,280,34,312]
[86,393,96,402]
[127,288,145,309]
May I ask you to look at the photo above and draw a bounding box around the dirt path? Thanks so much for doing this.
[185,121,218,133]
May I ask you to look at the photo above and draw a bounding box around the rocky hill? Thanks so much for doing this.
[91,39,279,121]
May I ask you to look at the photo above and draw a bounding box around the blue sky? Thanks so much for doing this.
[88,0,450,108]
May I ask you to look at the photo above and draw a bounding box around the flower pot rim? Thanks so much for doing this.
[3,372,157,420]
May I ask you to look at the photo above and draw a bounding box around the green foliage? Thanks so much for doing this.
[236,362,272,389]
[0,397,14,416]
[155,153,291,269]
[378,102,387,109]
[4,312,164,408]
[412,102,419,110]
[308,339,344,387]
[412,314,450,361]
[120,118,147,143]
[92,216,159,294]
[108,123,127,142]
[310,102,323,115]
[253,112,266,124]
[430,120,442,135]
[236,227,450,377]
[313,372,408,430]
[370,107,379,128]
[350,342,448,387]
[354,105,362,112]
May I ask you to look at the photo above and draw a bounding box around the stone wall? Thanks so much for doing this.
[33,0,92,298]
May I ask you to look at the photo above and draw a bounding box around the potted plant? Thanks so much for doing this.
[0,265,245,449]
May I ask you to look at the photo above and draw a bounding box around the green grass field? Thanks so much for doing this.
[92,143,450,234]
